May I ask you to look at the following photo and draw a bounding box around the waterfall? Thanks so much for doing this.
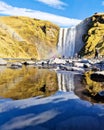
[57,27,76,58]
[57,72,75,92]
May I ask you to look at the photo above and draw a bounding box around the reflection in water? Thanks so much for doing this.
[57,71,104,103]
[83,72,104,103]
[57,72,74,92]
[0,65,104,103]
[0,66,58,100]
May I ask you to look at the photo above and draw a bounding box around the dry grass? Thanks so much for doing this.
[0,16,59,59]
[79,14,104,57]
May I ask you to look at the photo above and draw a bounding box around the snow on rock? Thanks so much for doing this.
[50,58,66,64]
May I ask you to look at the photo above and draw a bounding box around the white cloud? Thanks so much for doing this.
[36,0,67,9]
[0,1,81,27]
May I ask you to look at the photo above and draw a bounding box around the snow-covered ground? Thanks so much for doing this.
[0,91,104,130]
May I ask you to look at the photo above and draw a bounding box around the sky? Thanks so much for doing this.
[0,0,104,27]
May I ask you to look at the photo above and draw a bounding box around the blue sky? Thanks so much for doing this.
[0,0,104,27]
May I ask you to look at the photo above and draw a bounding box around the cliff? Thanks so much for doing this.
[79,13,104,57]
[0,16,59,59]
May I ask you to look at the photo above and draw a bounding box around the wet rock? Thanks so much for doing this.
[90,71,104,82]
[95,60,104,70]
[91,66,100,71]
[50,58,66,64]
[83,63,91,68]
[80,58,90,63]
[23,61,35,65]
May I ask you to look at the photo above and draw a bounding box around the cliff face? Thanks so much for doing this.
[79,13,104,57]
[0,16,59,59]
[74,18,91,55]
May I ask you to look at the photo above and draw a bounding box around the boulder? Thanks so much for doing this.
[73,62,84,68]
[50,58,66,64]
[23,61,35,65]
[90,71,104,82]
[71,67,85,73]
[80,58,90,63]
[91,66,100,71]
[83,63,91,68]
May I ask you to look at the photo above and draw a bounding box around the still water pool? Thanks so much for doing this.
[0,65,103,103]
[0,66,104,130]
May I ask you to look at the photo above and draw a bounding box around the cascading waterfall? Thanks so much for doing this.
[57,72,75,92]
[57,27,76,58]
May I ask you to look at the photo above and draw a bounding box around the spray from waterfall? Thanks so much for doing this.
[57,26,76,58]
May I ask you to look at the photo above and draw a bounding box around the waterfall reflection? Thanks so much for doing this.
[57,72,75,92]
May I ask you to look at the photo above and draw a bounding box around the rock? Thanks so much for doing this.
[71,67,85,73]
[90,71,104,82]
[83,63,91,68]
[95,60,104,70]
[91,66,100,71]
[0,59,7,66]
[80,58,90,63]
[50,58,66,64]
[23,61,35,65]
[73,62,84,68]
[58,65,72,71]
[11,62,22,67]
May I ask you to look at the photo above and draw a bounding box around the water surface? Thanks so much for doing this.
[0,66,104,103]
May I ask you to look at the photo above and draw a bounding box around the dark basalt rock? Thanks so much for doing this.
[90,72,104,82]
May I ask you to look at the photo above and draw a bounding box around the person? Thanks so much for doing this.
[94,48,99,59]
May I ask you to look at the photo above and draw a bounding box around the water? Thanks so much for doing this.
[0,65,103,103]
[0,66,104,130]
[57,27,76,58]
[57,71,75,92]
